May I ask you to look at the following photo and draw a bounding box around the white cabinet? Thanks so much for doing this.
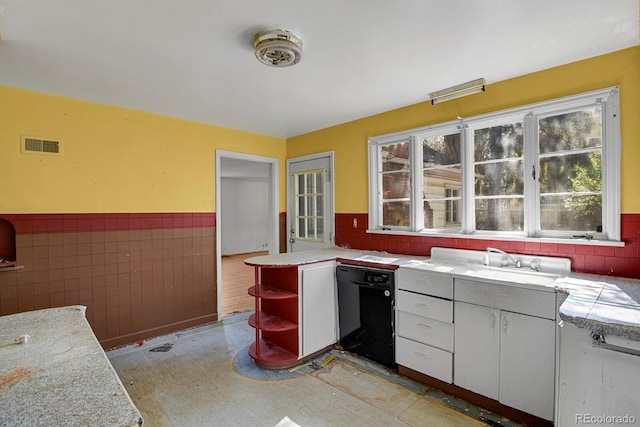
[454,302,500,399]
[454,279,556,421]
[557,322,640,426]
[299,261,337,358]
[499,310,555,420]
[396,267,454,383]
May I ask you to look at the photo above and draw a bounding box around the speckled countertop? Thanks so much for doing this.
[556,274,640,341]
[0,306,143,427]
[245,247,640,342]
[244,247,427,267]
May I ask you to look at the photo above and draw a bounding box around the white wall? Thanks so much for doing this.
[220,177,270,255]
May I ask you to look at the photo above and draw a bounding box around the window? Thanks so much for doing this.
[368,87,621,242]
[294,169,325,241]
[445,188,460,225]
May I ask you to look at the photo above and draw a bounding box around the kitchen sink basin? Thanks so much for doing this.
[461,265,561,287]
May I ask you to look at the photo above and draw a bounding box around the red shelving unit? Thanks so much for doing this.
[246,264,300,369]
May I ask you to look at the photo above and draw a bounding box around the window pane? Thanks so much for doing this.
[382,201,410,227]
[540,151,602,194]
[381,142,410,172]
[540,194,602,232]
[315,171,324,192]
[539,107,602,154]
[306,173,314,193]
[307,196,316,215]
[422,133,460,166]
[423,167,462,198]
[297,196,306,216]
[383,171,410,199]
[298,218,306,238]
[297,174,305,194]
[475,160,524,196]
[474,122,523,162]
[424,199,461,231]
[475,198,524,231]
[316,218,324,239]
[316,195,324,216]
[307,217,315,237]
[538,106,603,234]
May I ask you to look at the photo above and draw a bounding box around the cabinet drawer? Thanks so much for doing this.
[397,268,453,299]
[397,290,453,323]
[397,311,453,352]
[396,337,452,383]
[455,278,556,319]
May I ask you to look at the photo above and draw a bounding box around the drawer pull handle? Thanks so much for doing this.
[416,280,428,285]
[415,303,429,309]
[415,352,429,359]
[417,323,432,329]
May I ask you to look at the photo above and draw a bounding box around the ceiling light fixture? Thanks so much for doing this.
[428,78,486,105]
[253,29,302,67]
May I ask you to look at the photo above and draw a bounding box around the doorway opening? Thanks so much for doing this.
[216,151,279,318]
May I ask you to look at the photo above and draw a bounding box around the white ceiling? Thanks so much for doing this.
[0,1,637,139]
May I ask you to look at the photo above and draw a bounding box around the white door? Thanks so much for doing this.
[287,153,334,252]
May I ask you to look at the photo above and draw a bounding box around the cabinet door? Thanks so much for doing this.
[454,302,500,400]
[500,311,555,421]
[299,261,337,357]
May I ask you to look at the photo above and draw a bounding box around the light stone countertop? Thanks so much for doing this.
[556,273,640,341]
[244,247,428,268]
[0,306,143,427]
[245,247,640,342]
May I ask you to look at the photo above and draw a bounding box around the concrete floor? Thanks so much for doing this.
[107,312,518,427]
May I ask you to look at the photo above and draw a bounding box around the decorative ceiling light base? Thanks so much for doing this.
[253,29,302,67]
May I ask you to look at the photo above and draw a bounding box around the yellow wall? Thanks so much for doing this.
[0,86,287,213]
[2,47,638,215]
[287,46,640,214]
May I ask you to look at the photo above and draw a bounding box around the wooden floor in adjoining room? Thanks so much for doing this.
[220,251,267,317]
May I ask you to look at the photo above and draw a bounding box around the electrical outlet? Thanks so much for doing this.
[353,218,358,228]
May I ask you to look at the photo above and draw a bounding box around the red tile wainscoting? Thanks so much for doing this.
[335,213,640,278]
[0,213,217,349]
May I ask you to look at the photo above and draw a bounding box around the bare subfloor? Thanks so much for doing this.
[107,313,518,427]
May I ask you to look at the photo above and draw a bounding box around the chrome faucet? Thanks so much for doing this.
[485,247,521,268]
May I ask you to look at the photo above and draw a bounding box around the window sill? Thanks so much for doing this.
[366,229,626,247]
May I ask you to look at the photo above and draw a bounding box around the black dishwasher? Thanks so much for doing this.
[336,264,395,368]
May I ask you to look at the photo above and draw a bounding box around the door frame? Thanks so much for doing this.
[286,151,335,252]
[215,150,279,317]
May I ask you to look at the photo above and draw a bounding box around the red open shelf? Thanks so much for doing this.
[248,339,299,369]
[247,264,300,369]
[248,284,296,300]
[248,312,297,332]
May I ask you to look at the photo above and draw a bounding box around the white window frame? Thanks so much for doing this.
[368,87,621,244]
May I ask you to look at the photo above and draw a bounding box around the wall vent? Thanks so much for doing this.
[21,136,62,155]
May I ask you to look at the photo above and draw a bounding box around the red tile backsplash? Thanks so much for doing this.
[0,213,216,234]
[335,213,640,278]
